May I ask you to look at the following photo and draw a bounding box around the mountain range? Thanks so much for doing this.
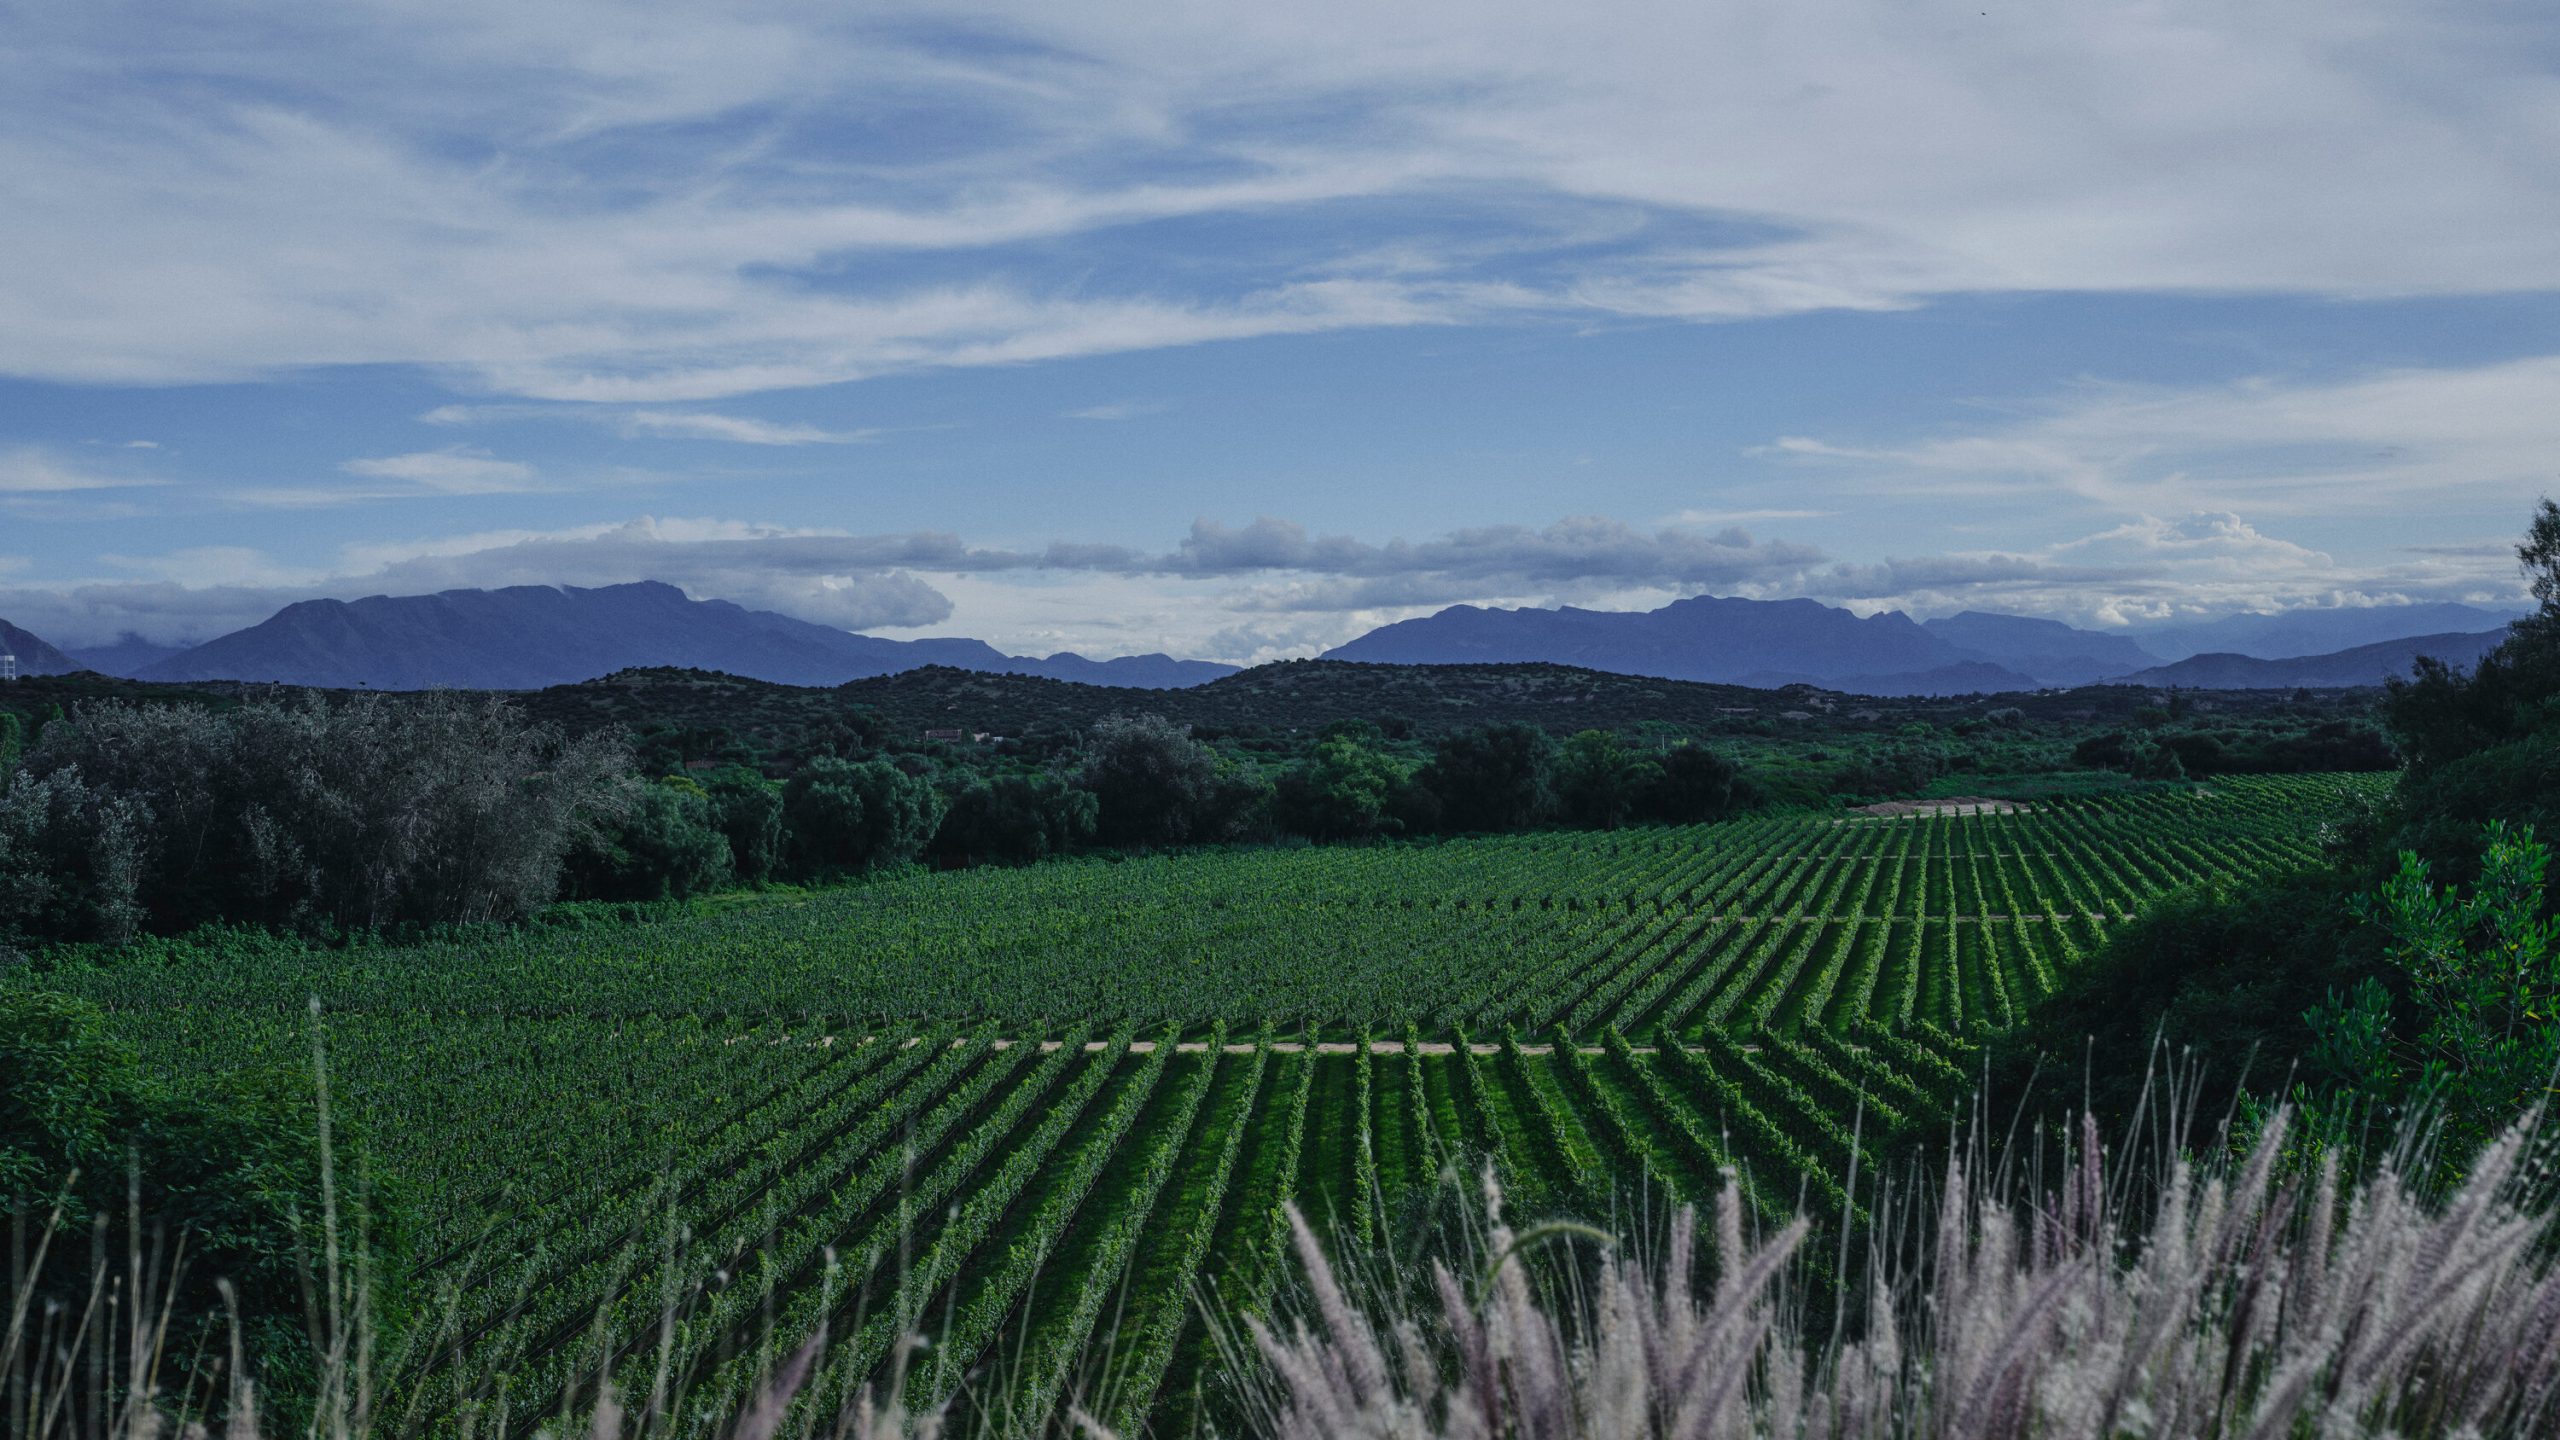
[64,634,190,677]
[1318,595,2515,693]
[1320,596,2053,693]
[2117,631,2511,689]
[109,582,1234,690]
[0,583,2524,695]
[2125,602,2524,662]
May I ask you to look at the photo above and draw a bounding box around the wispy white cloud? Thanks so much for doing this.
[340,448,541,494]
[1061,401,1167,421]
[1765,354,2560,515]
[421,404,878,445]
[1,2,2552,399]
[1663,507,1836,526]
[613,411,876,445]
[0,445,155,494]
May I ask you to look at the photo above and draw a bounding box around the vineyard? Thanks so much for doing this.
[40,773,2376,1435]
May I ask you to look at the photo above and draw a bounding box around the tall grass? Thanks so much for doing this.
[1232,1107,2560,1439]
[10,1107,2558,1439]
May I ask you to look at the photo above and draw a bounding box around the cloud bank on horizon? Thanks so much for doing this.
[2,0,2557,660]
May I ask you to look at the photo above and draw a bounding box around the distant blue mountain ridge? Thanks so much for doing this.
[0,584,2527,694]
[2124,602,2525,662]
[109,582,1235,690]
[2116,631,2511,689]
[1316,595,2519,694]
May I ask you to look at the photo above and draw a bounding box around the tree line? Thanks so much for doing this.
[0,698,1758,946]
[568,714,1757,902]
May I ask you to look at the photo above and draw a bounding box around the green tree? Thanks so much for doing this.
[568,776,733,901]
[1274,733,1414,840]
[1419,723,1556,833]
[1638,743,1748,824]
[782,757,947,875]
[1075,714,1258,847]
[0,766,151,946]
[4,694,627,939]
[930,773,1099,864]
[2132,739,2187,782]
[1554,730,1648,830]
[703,765,786,885]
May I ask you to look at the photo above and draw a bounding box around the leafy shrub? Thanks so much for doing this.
[0,991,395,1392]
[2301,822,2560,1160]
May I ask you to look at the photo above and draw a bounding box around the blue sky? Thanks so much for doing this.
[4,1,2558,660]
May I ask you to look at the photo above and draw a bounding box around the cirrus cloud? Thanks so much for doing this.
[2,2,2555,401]
[341,448,541,494]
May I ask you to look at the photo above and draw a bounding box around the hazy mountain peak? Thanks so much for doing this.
[134,583,1235,691]
[0,619,80,676]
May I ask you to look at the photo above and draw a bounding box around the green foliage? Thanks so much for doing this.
[0,710,21,772]
[2301,823,2560,1156]
[1553,730,1648,830]
[1420,722,1555,832]
[702,764,786,884]
[0,991,397,1383]
[1076,713,1263,848]
[568,775,734,901]
[1639,743,1749,823]
[0,694,628,942]
[1273,730,1416,840]
[2077,720,2394,778]
[0,766,152,945]
[1981,866,2376,1132]
[781,756,948,874]
[2133,739,2187,781]
[930,771,1098,864]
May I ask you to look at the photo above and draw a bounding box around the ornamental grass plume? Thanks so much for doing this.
[1233,1106,2560,1440]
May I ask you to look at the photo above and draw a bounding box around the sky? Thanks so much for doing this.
[3,1,2559,662]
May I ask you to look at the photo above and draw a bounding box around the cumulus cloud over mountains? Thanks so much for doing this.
[0,509,2525,664]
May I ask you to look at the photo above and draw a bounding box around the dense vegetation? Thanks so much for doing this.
[15,776,2358,1434]
[0,694,626,943]
[1988,502,2560,1162]
[0,692,1770,940]
[0,992,361,1391]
